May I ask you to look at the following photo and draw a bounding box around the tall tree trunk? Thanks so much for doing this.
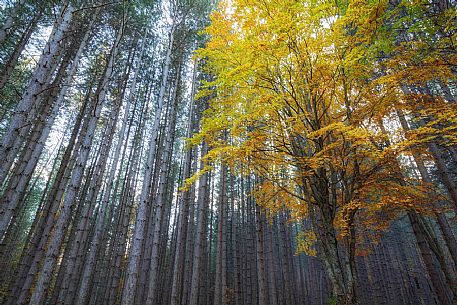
[170,60,197,305]
[256,202,268,305]
[265,221,278,305]
[27,22,124,305]
[189,141,210,305]
[7,81,92,305]
[214,163,228,305]
[0,3,75,185]
[105,90,149,305]
[121,23,174,305]
[0,10,41,91]
[62,88,123,305]
[0,16,93,242]
[145,62,181,305]
[231,174,243,305]
[75,35,145,305]
[408,213,454,305]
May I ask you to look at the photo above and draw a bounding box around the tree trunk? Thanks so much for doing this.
[0,16,92,242]
[0,10,41,91]
[7,82,92,305]
[121,23,174,305]
[256,203,268,305]
[0,3,74,185]
[408,213,454,305]
[75,36,144,305]
[145,62,181,305]
[170,60,197,305]
[27,22,123,305]
[189,141,210,305]
[214,163,228,305]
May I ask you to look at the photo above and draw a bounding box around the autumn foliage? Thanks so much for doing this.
[194,0,457,303]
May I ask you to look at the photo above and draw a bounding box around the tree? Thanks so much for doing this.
[194,0,454,303]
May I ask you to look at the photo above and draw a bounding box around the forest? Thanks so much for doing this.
[0,0,456,304]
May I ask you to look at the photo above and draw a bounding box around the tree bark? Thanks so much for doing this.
[145,62,181,305]
[170,60,197,305]
[121,23,174,305]
[27,21,123,305]
[0,2,75,185]
[0,10,41,91]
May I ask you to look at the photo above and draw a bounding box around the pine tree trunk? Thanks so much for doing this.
[265,224,279,305]
[62,95,123,305]
[0,10,41,91]
[105,92,148,305]
[145,63,181,305]
[0,3,75,185]
[0,19,92,241]
[231,175,243,305]
[27,22,123,305]
[214,163,228,305]
[170,60,197,305]
[7,85,92,305]
[189,141,210,305]
[408,213,454,305]
[75,37,144,305]
[121,24,174,305]
[256,203,268,305]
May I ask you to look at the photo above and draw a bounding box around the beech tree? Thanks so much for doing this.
[194,0,457,304]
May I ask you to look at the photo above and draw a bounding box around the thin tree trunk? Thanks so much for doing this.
[170,60,197,305]
[0,17,92,242]
[0,10,41,91]
[27,22,123,305]
[266,222,278,305]
[121,23,174,305]
[145,62,181,305]
[0,3,75,186]
[75,37,144,305]
[214,163,228,305]
[7,82,92,305]
[256,202,268,305]
[189,141,209,305]
[408,213,454,305]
